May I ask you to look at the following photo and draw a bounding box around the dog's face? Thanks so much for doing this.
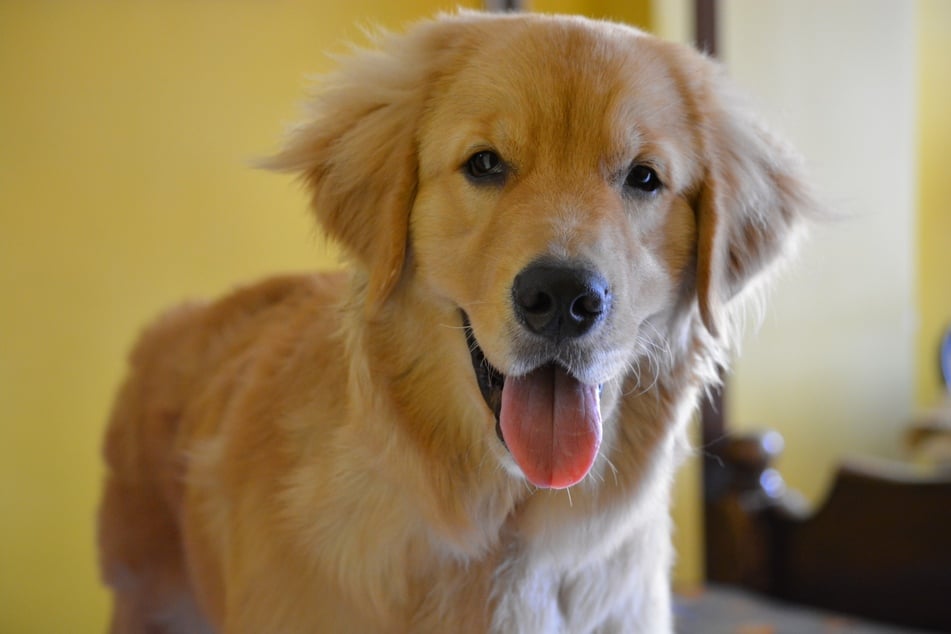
[414,21,699,376]
[266,13,810,490]
[411,20,705,488]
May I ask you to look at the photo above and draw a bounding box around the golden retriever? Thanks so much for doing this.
[98,11,814,633]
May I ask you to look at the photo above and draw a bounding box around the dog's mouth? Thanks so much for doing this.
[463,313,602,489]
[464,316,506,432]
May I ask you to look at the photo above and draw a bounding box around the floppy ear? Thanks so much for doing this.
[261,22,456,314]
[694,70,816,337]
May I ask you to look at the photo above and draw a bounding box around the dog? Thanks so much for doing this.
[98,11,814,633]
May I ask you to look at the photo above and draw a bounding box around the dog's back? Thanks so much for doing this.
[98,273,347,632]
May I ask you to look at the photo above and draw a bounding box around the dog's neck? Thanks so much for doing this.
[344,274,711,552]
[318,273,716,628]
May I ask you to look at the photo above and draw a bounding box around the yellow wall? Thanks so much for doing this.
[532,0,651,27]
[916,0,951,409]
[724,0,918,515]
[0,2,472,632]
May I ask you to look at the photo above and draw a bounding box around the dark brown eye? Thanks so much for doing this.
[465,151,505,181]
[625,164,662,193]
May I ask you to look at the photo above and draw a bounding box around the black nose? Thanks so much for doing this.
[512,263,611,342]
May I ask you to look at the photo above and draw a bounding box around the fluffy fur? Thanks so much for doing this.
[98,12,814,633]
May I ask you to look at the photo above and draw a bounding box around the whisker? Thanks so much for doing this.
[601,455,620,487]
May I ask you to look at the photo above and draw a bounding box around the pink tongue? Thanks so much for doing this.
[499,365,602,489]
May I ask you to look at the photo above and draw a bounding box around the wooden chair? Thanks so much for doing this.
[703,429,951,631]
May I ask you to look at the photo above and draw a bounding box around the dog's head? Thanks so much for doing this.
[265,13,813,489]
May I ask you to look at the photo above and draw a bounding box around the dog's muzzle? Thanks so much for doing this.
[464,261,610,490]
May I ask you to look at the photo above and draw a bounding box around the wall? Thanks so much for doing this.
[721,0,918,504]
[533,0,651,27]
[653,0,951,592]
[916,0,951,408]
[0,2,472,632]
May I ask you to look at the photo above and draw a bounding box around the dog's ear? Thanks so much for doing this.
[694,66,816,338]
[261,22,458,314]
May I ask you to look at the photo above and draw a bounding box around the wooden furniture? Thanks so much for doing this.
[703,430,951,632]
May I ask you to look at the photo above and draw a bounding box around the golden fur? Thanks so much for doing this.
[98,12,814,633]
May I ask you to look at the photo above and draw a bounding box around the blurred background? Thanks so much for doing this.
[1,1,948,632]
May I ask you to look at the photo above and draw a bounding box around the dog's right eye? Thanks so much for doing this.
[624,164,663,194]
[465,151,505,181]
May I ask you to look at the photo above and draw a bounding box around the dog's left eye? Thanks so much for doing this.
[465,151,506,181]
[624,164,662,194]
